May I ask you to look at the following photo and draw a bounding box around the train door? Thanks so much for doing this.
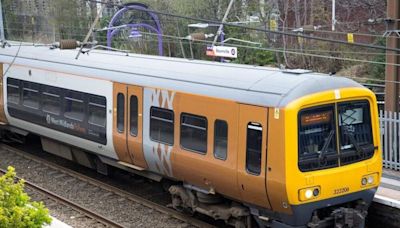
[237,104,271,208]
[126,85,147,169]
[113,83,147,170]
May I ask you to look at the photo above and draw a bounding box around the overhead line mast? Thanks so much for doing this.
[0,0,5,40]
[386,0,400,112]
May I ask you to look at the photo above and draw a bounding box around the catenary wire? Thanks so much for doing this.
[85,0,400,52]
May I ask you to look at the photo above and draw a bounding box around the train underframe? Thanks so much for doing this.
[168,183,372,228]
[0,129,374,228]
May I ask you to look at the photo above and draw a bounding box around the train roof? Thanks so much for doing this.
[0,42,363,108]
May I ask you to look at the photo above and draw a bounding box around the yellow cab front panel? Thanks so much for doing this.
[282,87,382,225]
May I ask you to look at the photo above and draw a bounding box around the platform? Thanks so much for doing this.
[374,168,400,209]
[44,216,72,228]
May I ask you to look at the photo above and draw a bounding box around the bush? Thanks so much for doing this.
[0,166,52,228]
[367,38,386,83]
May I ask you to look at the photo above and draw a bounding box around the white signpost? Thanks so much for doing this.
[206,46,238,58]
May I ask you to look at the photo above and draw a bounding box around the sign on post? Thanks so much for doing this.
[206,46,238,58]
[347,33,354,43]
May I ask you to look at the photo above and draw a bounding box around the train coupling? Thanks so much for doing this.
[308,201,368,228]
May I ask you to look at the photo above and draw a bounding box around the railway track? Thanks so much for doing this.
[0,167,124,228]
[0,143,215,228]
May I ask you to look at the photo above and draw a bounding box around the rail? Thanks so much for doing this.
[0,168,125,228]
[380,110,400,171]
[0,144,215,228]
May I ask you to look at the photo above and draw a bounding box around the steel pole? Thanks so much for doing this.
[332,0,336,31]
[385,0,400,112]
[212,0,235,46]
[0,0,5,40]
[76,3,106,59]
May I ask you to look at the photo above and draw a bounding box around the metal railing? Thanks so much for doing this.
[380,110,400,171]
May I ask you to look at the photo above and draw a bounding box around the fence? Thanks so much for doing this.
[380,110,400,171]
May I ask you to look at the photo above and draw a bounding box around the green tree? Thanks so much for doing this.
[0,166,52,228]
[368,38,386,83]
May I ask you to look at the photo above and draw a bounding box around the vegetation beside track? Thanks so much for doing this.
[0,166,51,228]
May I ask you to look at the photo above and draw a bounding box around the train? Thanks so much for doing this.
[0,42,382,228]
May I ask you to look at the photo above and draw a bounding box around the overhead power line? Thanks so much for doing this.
[85,0,399,52]
[124,31,397,68]
[7,19,393,40]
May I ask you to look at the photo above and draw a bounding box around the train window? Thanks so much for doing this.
[338,100,374,165]
[214,120,228,160]
[298,105,338,172]
[117,93,125,133]
[180,113,207,154]
[130,96,138,136]
[150,107,174,145]
[42,86,61,115]
[22,82,40,110]
[88,95,106,127]
[64,91,85,122]
[246,123,262,175]
[7,78,20,104]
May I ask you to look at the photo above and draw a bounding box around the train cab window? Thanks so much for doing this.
[150,107,174,145]
[7,78,20,105]
[42,86,61,115]
[88,95,106,127]
[338,100,374,165]
[22,82,40,110]
[64,91,84,122]
[214,120,228,160]
[130,96,138,136]
[298,105,338,172]
[246,123,262,175]
[117,93,125,133]
[180,113,207,154]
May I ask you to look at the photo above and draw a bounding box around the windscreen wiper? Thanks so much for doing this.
[342,127,364,158]
[318,130,335,165]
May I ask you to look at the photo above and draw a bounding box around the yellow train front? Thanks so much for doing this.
[262,87,382,227]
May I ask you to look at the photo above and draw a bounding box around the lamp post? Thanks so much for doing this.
[129,27,142,39]
[106,3,163,56]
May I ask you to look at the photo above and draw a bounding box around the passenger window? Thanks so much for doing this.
[246,123,263,175]
[117,93,125,133]
[42,86,61,115]
[64,91,84,121]
[22,82,40,110]
[130,96,138,136]
[88,95,106,127]
[180,113,207,154]
[150,107,174,145]
[214,120,228,160]
[7,78,20,104]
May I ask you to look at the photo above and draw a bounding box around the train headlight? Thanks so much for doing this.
[299,186,320,202]
[305,190,313,199]
[367,176,374,184]
[361,173,378,187]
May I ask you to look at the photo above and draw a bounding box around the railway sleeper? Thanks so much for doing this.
[169,185,251,228]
